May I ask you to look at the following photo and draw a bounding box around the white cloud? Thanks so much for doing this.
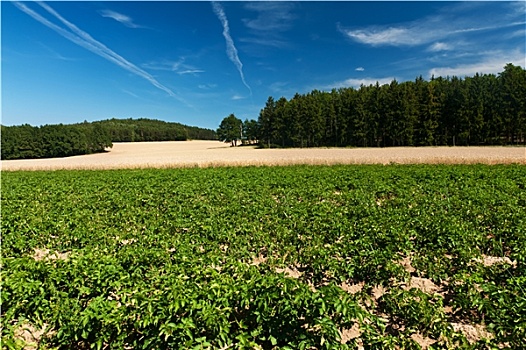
[177,69,205,75]
[141,58,204,76]
[122,89,139,98]
[325,77,396,90]
[339,3,526,48]
[100,9,142,28]
[240,2,295,50]
[198,84,217,90]
[238,37,287,48]
[506,29,526,40]
[231,94,245,100]
[14,1,184,103]
[211,2,252,95]
[269,81,290,94]
[355,67,365,72]
[37,41,76,61]
[242,2,295,32]
[429,50,525,77]
[428,42,452,52]
[342,27,421,46]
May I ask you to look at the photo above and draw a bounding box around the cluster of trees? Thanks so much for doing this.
[1,118,216,160]
[1,122,112,160]
[251,64,525,148]
[216,115,258,146]
[94,118,216,142]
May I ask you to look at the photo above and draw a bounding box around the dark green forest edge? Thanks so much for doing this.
[3,64,525,160]
[0,118,216,160]
[219,64,525,148]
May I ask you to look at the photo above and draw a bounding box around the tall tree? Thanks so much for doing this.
[258,97,276,147]
[499,63,526,144]
[217,114,243,146]
[243,119,259,144]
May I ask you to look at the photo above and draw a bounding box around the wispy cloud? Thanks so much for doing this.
[429,49,525,77]
[324,77,396,90]
[211,2,252,95]
[231,94,245,100]
[178,70,205,75]
[355,67,365,72]
[340,26,420,47]
[427,42,452,52]
[242,2,295,32]
[238,37,287,49]
[142,58,204,76]
[198,83,217,90]
[269,81,289,94]
[122,89,139,98]
[37,41,76,61]
[13,1,183,103]
[99,9,143,29]
[240,2,295,49]
[339,3,526,48]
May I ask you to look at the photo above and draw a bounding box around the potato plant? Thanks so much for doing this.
[2,165,525,349]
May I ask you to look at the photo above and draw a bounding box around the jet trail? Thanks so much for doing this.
[212,2,252,95]
[14,1,185,103]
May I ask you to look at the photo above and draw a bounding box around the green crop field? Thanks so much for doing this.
[2,165,525,349]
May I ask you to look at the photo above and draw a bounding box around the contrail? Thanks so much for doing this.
[211,1,252,95]
[13,1,187,104]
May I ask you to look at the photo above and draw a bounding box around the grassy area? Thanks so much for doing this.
[2,165,525,349]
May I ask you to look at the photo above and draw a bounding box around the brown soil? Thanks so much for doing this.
[275,266,302,279]
[451,322,494,344]
[405,277,441,294]
[339,323,362,344]
[410,332,436,349]
[340,281,365,294]
[14,322,49,350]
[2,141,524,171]
[250,255,268,266]
[476,255,517,267]
[32,248,70,261]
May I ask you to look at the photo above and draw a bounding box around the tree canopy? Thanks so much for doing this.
[245,64,525,148]
[1,118,216,160]
[217,114,243,146]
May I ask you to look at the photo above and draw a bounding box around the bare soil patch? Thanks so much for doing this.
[475,255,517,267]
[32,248,70,261]
[405,277,441,294]
[451,322,494,344]
[2,141,524,170]
[14,322,50,350]
[339,323,362,344]
[410,332,436,349]
[340,281,365,294]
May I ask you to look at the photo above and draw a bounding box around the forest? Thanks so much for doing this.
[249,64,525,148]
[1,118,216,160]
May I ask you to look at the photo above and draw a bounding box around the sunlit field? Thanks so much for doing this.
[1,141,525,171]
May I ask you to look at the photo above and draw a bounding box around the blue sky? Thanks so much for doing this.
[2,1,525,130]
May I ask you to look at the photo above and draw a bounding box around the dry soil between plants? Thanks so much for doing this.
[1,141,525,171]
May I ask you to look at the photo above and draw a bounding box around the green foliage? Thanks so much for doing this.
[2,165,525,348]
[93,118,216,142]
[251,64,526,147]
[217,114,243,146]
[1,122,112,160]
[1,118,216,160]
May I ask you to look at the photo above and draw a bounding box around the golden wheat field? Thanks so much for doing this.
[1,141,525,171]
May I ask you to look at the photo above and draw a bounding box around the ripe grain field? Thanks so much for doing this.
[1,141,525,170]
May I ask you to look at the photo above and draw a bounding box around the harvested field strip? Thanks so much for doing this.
[2,165,525,349]
[1,141,525,170]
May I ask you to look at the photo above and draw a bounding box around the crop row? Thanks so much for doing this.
[2,165,525,349]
